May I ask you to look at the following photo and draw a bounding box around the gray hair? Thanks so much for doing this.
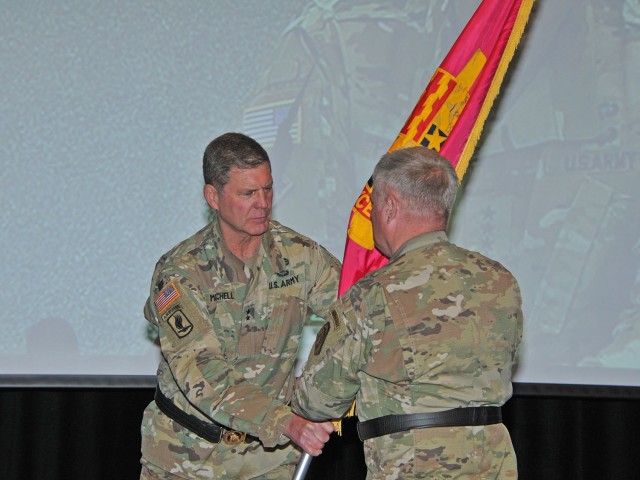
[203,132,271,190]
[371,146,459,222]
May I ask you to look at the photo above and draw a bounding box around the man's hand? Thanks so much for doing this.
[283,414,336,456]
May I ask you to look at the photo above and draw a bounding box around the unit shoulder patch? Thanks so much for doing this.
[165,308,194,338]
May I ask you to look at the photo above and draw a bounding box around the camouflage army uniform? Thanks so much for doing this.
[140,212,340,479]
[293,231,523,479]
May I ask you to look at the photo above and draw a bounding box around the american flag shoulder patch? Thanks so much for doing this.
[154,282,180,313]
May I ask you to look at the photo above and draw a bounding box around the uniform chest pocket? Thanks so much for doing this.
[204,290,241,361]
[260,295,305,358]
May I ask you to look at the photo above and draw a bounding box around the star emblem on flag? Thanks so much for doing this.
[422,124,448,152]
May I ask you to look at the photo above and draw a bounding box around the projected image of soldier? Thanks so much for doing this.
[236,0,478,256]
[450,0,640,371]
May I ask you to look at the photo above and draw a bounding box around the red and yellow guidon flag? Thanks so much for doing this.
[339,0,535,295]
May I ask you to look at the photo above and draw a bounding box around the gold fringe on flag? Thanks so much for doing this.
[455,0,535,179]
[332,400,357,436]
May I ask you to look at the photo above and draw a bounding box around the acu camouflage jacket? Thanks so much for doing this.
[293,231,523,423]
[145,214,340,447]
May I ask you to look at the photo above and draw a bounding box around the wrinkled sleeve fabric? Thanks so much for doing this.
[292,281,382,421]
[150,267,293,448]
[306,242,342,318]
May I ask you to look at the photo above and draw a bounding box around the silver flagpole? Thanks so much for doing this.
[292,452,313,480]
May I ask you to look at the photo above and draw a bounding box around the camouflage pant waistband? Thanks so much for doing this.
[154,386,258,445]
[357,406,502,441]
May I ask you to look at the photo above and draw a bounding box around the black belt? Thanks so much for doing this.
[357,407,502,441]
[154,387,257,445]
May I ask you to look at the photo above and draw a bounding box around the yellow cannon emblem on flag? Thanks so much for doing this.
[390,49,486,152]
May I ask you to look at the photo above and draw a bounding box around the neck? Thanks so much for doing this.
[219,225,263,260]
[230,238,262,260]
[388,215,445,256]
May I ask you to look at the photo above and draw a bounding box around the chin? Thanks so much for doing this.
[249,222,270,236]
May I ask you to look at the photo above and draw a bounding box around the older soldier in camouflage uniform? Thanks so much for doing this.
[293,146,523,479]
[139,132,339,479]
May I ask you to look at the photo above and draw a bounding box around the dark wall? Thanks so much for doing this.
[1,388,638,480]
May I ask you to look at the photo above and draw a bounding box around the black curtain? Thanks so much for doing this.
[1,387,638,479]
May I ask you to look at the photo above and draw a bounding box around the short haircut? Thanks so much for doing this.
[203,132,271,190]
[371,146,459,222]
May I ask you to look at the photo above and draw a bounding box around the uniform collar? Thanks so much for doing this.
[389,230,449,262]
[208,212,288,279]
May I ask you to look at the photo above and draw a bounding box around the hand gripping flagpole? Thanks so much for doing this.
[292,452,313,480]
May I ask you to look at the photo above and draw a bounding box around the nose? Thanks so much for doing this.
[255,189,270,208]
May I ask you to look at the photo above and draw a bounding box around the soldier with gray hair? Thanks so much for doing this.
[293,146,523,478]
[139,132,339,479]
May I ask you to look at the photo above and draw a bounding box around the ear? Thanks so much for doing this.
[204,184,220,211]
[385,190,399,224]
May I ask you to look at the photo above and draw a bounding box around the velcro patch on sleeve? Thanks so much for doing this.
[157,283,208,345]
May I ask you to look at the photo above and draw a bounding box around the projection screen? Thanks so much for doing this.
[1,0,639,390]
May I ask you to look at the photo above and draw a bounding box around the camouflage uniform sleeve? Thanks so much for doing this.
[150,268,293,448]
[305,242,341,319]
[292,282,375,421]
